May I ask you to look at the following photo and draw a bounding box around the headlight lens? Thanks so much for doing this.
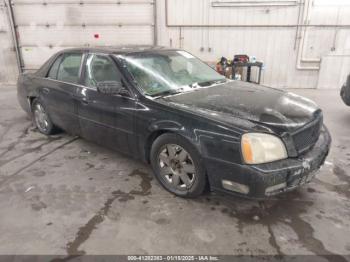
[241,133,288,164]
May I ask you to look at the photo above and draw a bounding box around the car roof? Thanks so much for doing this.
[60,45,179,55]
[34,45,182,77]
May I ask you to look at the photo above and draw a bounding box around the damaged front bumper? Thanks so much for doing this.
[207,126,332,199]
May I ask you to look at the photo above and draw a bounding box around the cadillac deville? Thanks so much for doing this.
[17,46,331,198]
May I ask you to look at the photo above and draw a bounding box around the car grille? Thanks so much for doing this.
[292,114,323,154]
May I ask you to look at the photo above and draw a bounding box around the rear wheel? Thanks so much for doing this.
[150,133,207,198]
[32,98,58,135]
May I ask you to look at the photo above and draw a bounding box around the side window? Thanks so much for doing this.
[84,54,121,88]
[57,53,83,84]
[47,55,63,79]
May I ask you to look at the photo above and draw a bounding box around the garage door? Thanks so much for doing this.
[10,0,156,71]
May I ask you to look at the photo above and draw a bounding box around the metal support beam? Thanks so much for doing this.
[153,0,158,46]
[5,0,23,73]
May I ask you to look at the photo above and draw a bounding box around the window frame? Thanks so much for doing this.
[82,53,122,90]
[46,51,85,85]
[56,52,85,85]
[46,54,63,80]
[81,52,136,100]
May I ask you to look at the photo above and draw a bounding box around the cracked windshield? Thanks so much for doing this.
[120,50,226,97]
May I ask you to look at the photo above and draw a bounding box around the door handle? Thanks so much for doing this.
[42,88,49,95]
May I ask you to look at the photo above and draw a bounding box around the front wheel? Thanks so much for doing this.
[150,133,207,198]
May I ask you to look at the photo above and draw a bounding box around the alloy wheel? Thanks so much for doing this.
[158,144,196,191]
[34,103,49,133]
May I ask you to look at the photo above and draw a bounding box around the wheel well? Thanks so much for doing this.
[145,130,173,163]
[145,130,211,193]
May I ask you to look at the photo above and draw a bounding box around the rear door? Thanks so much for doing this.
[75,53,137,154]
[40,52,84,135]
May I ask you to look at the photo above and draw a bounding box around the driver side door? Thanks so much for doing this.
[75,53,136,154]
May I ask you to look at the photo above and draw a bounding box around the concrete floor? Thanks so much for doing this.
[0,85,350,260]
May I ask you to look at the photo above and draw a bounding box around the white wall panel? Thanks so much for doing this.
[12,0,151,3]
[302,28,334,60]
[336,29,350,51]
[13,4,154,25]
[19,26,153,68]
[18,26,153,46]
[11,0,155,70]
[310,5,350,25]
[0,3,18,84]
[318,54,350,89]
[2,0,350,88]
[157,0,350,89]
[167,0,299,26]
[20,46,63,70]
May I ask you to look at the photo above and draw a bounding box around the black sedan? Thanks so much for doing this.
[17,46,331,198]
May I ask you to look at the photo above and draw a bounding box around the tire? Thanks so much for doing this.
[150,133,207,198]
[31,98,59,135]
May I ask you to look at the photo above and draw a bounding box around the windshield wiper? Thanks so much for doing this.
[197,79,227,87]
[151,89,182,98]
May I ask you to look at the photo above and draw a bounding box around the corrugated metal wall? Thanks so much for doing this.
[1,0,350,88]
[157,0,350,89]
[0,2,18,84]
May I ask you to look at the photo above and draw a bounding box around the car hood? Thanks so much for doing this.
[156,80,321,134]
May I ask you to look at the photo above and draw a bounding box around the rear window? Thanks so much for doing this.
[47,55,63,79]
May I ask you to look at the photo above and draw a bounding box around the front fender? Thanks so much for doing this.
[137,98,243,166]
[142,119,201,162]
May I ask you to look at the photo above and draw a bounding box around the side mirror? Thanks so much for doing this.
[96,81,129,96]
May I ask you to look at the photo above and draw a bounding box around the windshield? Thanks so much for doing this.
[118,50,226,97]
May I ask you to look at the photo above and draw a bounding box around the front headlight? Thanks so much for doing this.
[241,133,288,164]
